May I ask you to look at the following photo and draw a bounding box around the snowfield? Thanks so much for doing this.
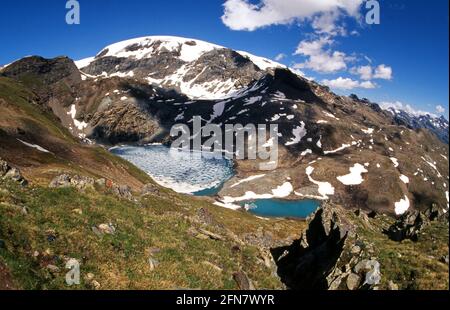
[337,164,368,186]
[395,195,410,215]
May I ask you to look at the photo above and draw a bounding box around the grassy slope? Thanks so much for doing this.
[0,180,303,290]
[351,212,449,290]
[0,77,150,189]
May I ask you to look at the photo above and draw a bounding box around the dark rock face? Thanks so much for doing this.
[271,205,351,290]
[386,210,427,242]
[271,205,385,290]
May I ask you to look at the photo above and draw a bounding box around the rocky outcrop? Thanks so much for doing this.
[272,204,382,290]
[141,183,160,196]
[49,174,95,190]
[385,204,448,242]
[49,174,133,199]
[0,158,27,186]
[385,210,427,242]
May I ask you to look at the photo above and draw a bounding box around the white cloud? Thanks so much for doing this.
[221,0,364,31]
[274,53,286,61]
[322,77,376,90]
[351,64,393,80]
[436,105,446,114]
[380,101,436,117]
[294,37,349,73]
[312,11,347,36]
[373,64,393,80]
[350,65,373,80]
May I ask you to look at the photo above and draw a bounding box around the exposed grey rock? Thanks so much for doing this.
[0,159,10,176]
[3,167,27,186]
[49,174,71,188]
[141,183,160,196]
[111,184,133,200]
[49,174,94,190]
[97,223,116,235]
[354,259,381,286]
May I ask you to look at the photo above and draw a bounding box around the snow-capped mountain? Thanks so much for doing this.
[76,36,285,100]
[385,107,449,144]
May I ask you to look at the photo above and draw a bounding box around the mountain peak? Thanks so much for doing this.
[75,35,285,100]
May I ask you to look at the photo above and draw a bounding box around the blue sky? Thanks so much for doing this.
[0,0,448,118]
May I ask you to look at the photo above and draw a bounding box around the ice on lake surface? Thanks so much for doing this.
[110,145,234,195]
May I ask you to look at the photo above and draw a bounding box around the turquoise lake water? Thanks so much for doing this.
[242,199,321,219]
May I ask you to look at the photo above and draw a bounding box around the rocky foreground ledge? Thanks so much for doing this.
[272,203,449,290]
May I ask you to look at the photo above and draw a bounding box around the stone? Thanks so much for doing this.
[95,178,106,189]
[346,273,361,290]
[111,184,133,200]
[351,245,361,255]
[233,271,255,290]
[97,223,116,235]
[49,174,71,188]
[91,280,101,290]
[3,168,27,186]
[141,183,160,196]
[197,208,216,226]
[148,247,161,256]
[388,280,399,290]
[72,208,83,215]
[70,175,95,190]
[0,159,10,176]
[356,260,381,286]
[148,257,159,271]
[440,255,449,265]
[198,228,224,241]
[49,174,95,190]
